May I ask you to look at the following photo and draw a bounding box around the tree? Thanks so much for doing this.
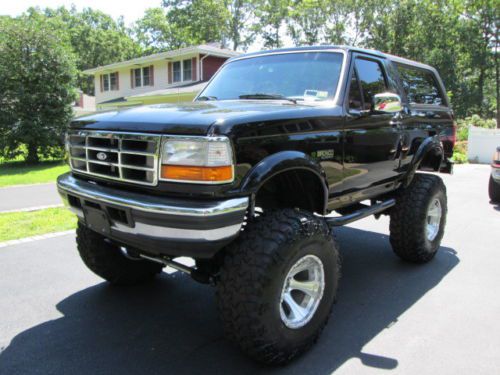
[163,0,230,46]
[459,0,499,125]
[223,0,258,50]
[135,8,181,53]
[136,1,257,52]
[288,0,328,45]
[254,0,290,48]
[0,17,77,163]
[27,6,142,96]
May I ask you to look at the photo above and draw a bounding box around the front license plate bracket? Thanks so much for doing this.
[83,206,111,235]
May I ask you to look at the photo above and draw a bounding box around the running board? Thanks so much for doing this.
[325,199,396,227]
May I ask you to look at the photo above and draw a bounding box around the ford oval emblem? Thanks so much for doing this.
[96,152,107,161]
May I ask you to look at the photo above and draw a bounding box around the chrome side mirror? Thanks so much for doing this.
[372,92,402,114]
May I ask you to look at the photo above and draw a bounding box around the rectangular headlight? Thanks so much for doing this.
[160,136,234,183]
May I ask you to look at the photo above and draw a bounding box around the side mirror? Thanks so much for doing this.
[372,92,402,114]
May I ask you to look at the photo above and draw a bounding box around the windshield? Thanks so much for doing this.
[197,52,344,103]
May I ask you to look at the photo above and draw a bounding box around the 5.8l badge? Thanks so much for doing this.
[312,149,335,160]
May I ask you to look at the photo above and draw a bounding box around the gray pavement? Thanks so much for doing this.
[0,164,499,375]
[0,183,61,212]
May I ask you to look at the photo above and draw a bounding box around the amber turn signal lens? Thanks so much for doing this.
[161,165,233,182]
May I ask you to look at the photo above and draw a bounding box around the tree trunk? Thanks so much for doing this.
[496,41,499,128]
[26,143,39,164]
[478,68,485,117]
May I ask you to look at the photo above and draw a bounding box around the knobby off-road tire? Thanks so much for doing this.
[390,173,447,263]
[76,223,163,285]
[489,175,500,203]
[216,209,340,365]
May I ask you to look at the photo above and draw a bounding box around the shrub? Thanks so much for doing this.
[456,115,497,129]
[452,151,468,164]
[454,115,496,143]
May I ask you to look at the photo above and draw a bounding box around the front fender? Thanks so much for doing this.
[239,151,329,198]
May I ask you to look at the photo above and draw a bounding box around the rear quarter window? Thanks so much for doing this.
[396,64,446,106]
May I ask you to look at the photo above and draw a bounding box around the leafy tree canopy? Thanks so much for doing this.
[25,6,142,95]
[0,17,77,163]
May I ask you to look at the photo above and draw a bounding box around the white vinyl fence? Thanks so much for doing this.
[467,126,500,164]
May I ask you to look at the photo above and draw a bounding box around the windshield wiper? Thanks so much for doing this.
[239,93,297,104]
[197,95,218,101]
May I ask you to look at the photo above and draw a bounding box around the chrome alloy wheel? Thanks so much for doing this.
[280,254,325,329]
[426,198,442,241]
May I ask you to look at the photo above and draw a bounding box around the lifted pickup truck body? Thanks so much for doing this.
[58,45,454,364]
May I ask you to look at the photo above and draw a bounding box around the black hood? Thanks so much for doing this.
[71,101,340,136]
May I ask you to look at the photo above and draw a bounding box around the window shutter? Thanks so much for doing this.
[168,62,172,84]
[99,74,103,92]
[191,57,197,81]
[116,72,119,90]
[150,65,154,86]
[130,69,134,89]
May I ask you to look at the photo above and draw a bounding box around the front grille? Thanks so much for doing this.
[67,131,161,186]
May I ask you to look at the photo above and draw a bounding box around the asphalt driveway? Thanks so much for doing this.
[0,183,61,212]
[0,165,498,374]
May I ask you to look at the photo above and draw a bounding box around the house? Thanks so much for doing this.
[83,44,239,110]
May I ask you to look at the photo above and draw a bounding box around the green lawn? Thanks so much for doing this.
[0,207,77,242]
[0,160,69,187]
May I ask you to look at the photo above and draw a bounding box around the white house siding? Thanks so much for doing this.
[467,126,500,164]
[94,54,199,105]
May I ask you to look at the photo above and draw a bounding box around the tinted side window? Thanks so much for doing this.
[355,58,387,110]
[396,64,444,106]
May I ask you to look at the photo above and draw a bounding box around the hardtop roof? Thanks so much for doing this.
[230,45,437,72]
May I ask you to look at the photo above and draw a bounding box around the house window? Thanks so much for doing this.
[183,59,192,81]
[143,66,151,86]
[134,68,142,87]
[172,59,194,83]
[110,73,118,90]
[103,74,110,91]
[173,61,181,83]
[100,72,119,92]
[132,66,154,88]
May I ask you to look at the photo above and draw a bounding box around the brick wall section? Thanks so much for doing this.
[192,57,197,81]
[77,92,84,107]
[201,55,228,80]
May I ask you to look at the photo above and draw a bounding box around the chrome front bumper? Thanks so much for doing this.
[57,173,248,258]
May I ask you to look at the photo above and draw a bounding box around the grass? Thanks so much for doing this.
[0,207,77,242]
[0,160,69,187]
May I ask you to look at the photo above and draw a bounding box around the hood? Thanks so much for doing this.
[71,100,339,136]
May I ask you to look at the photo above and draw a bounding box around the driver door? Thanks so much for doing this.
[342,54,403,197]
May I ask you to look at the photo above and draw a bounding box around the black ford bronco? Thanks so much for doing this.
[58,46,455,364]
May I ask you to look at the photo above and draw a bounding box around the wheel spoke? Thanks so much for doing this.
[289,278,320,298]
[289,262,310,276]
[428,207,440,217]
[283,292,307,321]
